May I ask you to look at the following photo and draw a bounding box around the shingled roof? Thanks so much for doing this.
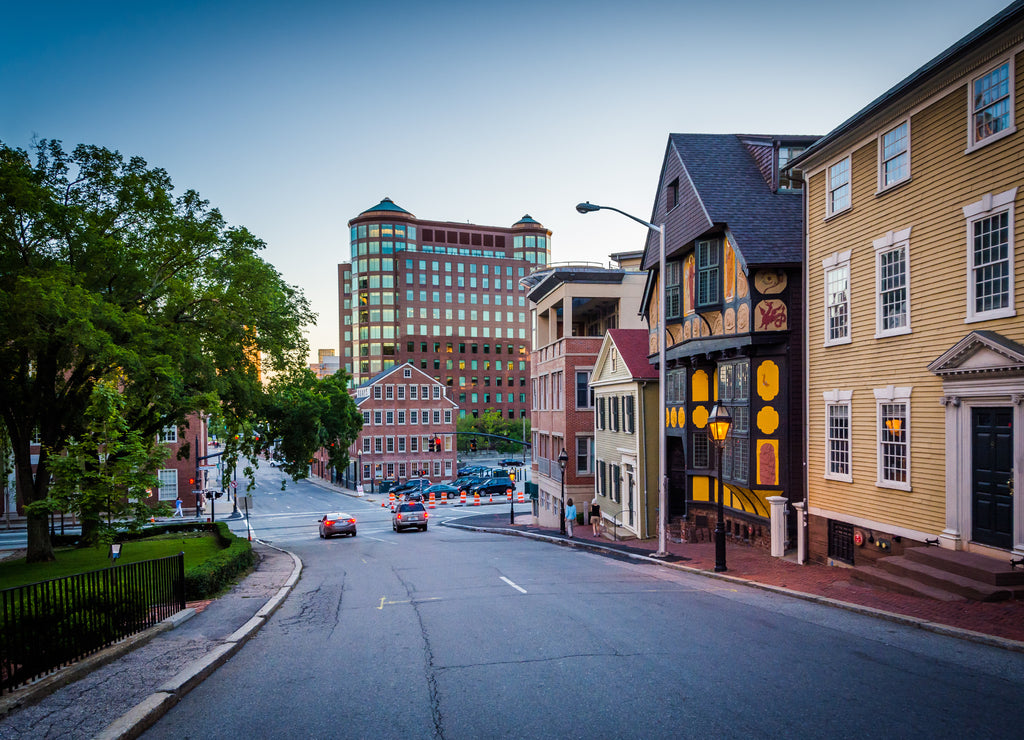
[607,329,658,380]
[662,133,805,266]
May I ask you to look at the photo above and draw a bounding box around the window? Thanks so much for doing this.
[576,436,593,474]
[875,386,911,490]
[717,360,749,483]
[373,410,382,425]
[385,410,394,425]
[667,178,679,210]
[696,240,720,307]
[879,121,909,189]
[969,59,1015,150]
[692,432,709,469]
[827,157,851,216]
[964,188,1017,322]
[778,145,805,191]
[610,396,620,432]
[823,390,852,482]
[577,370,593,411]
[373,386,382,399]
[874,228,911,337]
[158,426,177,444]
[157,469,177,501]
[665,260,681,319]
[823,251,852,346]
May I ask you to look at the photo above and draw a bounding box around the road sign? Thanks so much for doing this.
[198,465,219,471]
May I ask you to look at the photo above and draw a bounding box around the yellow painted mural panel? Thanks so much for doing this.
[724,236,736,302]
[692,404,708,429]
[756,406,780,435]
[692,369,709,402]
[692,476,710,502]
[756,439,779,486]
[756,360,779,401]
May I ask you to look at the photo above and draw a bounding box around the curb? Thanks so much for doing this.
[94,543,303,740]
[444,521,1024,655]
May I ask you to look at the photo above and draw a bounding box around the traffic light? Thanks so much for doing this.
[470,439,477,452]
[428,437,435,452]
[435,436,441,452]
[188,477,195,486]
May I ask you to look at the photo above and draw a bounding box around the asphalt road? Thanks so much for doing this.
[134,468,1024,739]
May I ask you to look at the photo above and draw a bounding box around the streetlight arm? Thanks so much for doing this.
[575,202,662,233]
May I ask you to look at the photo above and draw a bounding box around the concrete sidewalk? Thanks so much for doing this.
[0,542,301,740]
[447,512,1024,650]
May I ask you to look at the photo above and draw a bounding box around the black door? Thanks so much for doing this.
[972,407,1014,549]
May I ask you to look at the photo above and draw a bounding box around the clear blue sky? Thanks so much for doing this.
[2,0,1012,361]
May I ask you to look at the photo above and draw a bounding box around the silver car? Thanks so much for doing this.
[392,502,428,532]
[319,512,357,538]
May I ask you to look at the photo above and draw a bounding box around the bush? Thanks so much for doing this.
[180,522,255,600]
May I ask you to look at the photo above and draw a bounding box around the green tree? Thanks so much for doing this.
[46,380,169,544]
[258,368,362,486]
[0,139,313,561]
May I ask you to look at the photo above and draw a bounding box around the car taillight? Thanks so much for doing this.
[347,518,356,524]
[396,514,402,520]
[324,520,334,526]
[424,512,429,519]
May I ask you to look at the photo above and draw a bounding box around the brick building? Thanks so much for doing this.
[343,197,550,420]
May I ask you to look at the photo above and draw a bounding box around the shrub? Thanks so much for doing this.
[180,522,254,600]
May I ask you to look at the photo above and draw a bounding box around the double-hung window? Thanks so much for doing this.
[157,469,177,501]
[827,157,851,216]
[969,59,1015,150]
[874,228,911,337]
[665,260,681,319]
[695,240,720,307]
[879,121,909,189]
[575,436,593,475]
[823,251,852,346]
[963,188,1017,322]
[575,370,593,409]
[823,390,853,482]
[875,386,911,490]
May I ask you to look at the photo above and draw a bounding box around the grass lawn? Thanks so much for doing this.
[0,532,226,590]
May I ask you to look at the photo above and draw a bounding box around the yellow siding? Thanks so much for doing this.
[806,50,1024,535]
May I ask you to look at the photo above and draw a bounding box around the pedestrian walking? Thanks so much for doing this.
[590,497,601,536]
[565,498,576,538]
[173,496,184,517]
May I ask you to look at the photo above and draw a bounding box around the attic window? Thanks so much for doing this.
[667,178,680,210]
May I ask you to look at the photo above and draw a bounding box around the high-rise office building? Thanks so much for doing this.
[344,197,551,419]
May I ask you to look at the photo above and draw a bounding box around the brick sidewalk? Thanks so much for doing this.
[457,513,1024,646]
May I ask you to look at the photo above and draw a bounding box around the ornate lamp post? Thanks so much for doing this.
[576,201,668,557]
[558,448,569,536]
[708,403,732,572]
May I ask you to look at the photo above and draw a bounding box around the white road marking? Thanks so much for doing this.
[500,576,527,594]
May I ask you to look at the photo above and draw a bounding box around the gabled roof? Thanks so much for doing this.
[654,134,805,267]
[607,329,658,380]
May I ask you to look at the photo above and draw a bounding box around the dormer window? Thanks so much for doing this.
[778,146,805,191]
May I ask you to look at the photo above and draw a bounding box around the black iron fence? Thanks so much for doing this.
[0,553,185,694]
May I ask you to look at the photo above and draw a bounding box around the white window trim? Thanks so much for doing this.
[873,385,912,491]
[823,390,853,483]
[873,228,912,338]
[877,119,911,193]
[157,469,178,501]
[825,156,852,218]
[822,250,852,347]
[158,426,178,444]
[963,188,1017,323]
[966,55,1017,153]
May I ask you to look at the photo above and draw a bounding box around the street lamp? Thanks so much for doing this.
[708,403,732,572]
[576,201,669,557]
[558,448,569,536]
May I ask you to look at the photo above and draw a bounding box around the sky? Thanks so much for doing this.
[2,0,1014,362]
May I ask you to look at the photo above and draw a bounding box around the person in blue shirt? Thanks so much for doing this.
[565,498,576,538]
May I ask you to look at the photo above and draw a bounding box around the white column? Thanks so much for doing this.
[767,496,789,558]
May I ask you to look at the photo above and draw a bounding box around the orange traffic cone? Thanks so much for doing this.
[517,489,525,503]
[507,489,513,502]
[459,490,466,506]
[473,492,480,506]
[428,490,436,509]
[488,492,493,503]
[388,490,396,509]
[150,516,156,523]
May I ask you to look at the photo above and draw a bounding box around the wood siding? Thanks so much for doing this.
[805,48,1024,537]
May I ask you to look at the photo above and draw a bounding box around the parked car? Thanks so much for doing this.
[392,478,430,497]
[425,483,459,500]
[455,476,486,493]
[319,513,356,538]
[393,502,429,532]
[468,476,515,497]
[500,459,524,467]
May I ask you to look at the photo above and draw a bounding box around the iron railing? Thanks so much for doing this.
[0,552,185,694]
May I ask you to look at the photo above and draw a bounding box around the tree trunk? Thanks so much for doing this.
[15,441,55,563]
[25,514,54,563]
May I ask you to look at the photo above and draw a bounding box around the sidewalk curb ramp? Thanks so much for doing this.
[442,520,1024,655]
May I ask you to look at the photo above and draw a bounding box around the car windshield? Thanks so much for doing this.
[400,503,426,512]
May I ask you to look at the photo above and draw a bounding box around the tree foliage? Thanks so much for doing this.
[456,412,530,453]
[0,139,314,561]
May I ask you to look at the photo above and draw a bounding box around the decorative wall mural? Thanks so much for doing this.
[724,307,736,334]
[757,406,780,435]
[754,269,787,295]
[757,359,780,401]
[670,406,678,427]
[724,237,736,302]
[684,254,695,315]
[754,300,788,331]
[709,313,723,335]
[757,440,779,486]
[692,369,709,402]
[677,406,686,428]
[683,321,692,340]
[692,404,708,429]
[737,303,750,333]
[737,269,749,298]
